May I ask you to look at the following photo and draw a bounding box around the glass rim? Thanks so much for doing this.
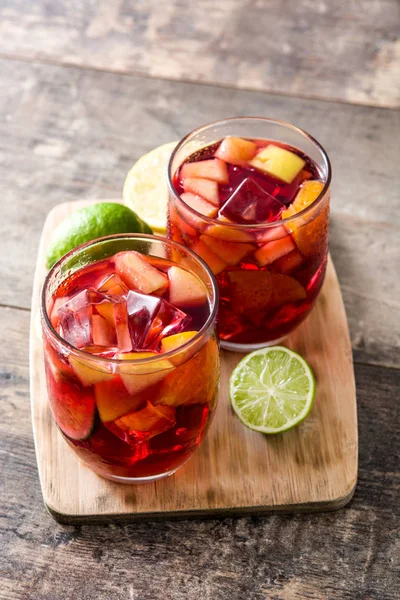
[41,232,219,366]
[167,116,332,230]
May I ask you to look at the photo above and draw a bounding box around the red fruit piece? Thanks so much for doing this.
[181,158,229,184]
[183,177,219,206]
[168,266,208,307]
[114,251,169,295]
[227,270,274,326]
[272,250,304,274]
[215,137,257,165]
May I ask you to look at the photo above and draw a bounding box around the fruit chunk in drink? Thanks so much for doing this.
[43,250,219,480]
[169,136,329,346]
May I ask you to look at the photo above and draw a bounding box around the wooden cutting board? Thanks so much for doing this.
[30,200,358,523]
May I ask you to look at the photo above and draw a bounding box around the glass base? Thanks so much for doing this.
[98,467,179,484]
[220,336,286,353]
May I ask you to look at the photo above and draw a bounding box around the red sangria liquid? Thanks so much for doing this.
[169,134,330,347]
[42,243,219,481]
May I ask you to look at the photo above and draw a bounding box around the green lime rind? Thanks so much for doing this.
[229,346,316,435]
[45,203,153,269]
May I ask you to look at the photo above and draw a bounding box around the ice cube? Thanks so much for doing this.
[126,290,162,350]
[58,288,120,349]
[219,177,285,224]
[58,290,94,349]
[97,273,128,296]
[126,290,191,351]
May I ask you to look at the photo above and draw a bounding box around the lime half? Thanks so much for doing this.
[230,346,316,434]
[123,141,178,233]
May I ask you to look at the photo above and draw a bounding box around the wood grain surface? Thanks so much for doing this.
[1,60,399,367]
[30,201,357,522]
[0,0,399,108]
[1,2,399,597]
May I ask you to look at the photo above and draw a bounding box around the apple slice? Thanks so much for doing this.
[215,137,257,165]
[117,352,174,395]
[272,250,304,274]
[200,235,255,266]
[254,235,296,267]
[114,251,168,295]
[250,144,305,184]
[181,158,229,184]
[181,192,218,219]
[69,354,114,386]
[168,266,208,307]
[190,239,227,275]
[256,224,288,244]
[94,376,144,422]
[182,177,219,206]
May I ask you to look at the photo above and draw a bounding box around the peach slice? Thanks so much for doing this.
[114,251,168,295]
[215,136,257,165]
[181,158,229,184]
[168,266,208,307]
[250,144,305,184]
[117,352,174,395]
[200,235,255,266]
[282,181,328,257]
[94,376,144,422]
[256,224,288,244]
[206,217,255,243]
[161,331,198,365]
[190,240,227,275]
[182,177,219,206]
[114,402,176,439]
[154,337,219,407]
[254,235,296,267]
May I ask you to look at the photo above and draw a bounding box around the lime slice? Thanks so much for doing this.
[123,141,178,233]
[46,202,152,269]
[230,346,316,434]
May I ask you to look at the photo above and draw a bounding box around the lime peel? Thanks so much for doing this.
[229,346,316,434]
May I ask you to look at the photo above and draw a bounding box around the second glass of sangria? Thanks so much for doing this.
[168,117,331,351]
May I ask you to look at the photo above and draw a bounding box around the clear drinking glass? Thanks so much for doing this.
[167,117,331,351]
[41,234,219,483]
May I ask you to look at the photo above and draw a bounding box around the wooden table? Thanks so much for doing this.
[1,2,399,598]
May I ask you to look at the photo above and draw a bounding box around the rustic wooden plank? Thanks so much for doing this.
[1,306,399,599]
[0,0,399,108]
[1,59,399,367]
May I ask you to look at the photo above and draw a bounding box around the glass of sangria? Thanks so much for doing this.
[167,117,331,351]
[41,234,219,482]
